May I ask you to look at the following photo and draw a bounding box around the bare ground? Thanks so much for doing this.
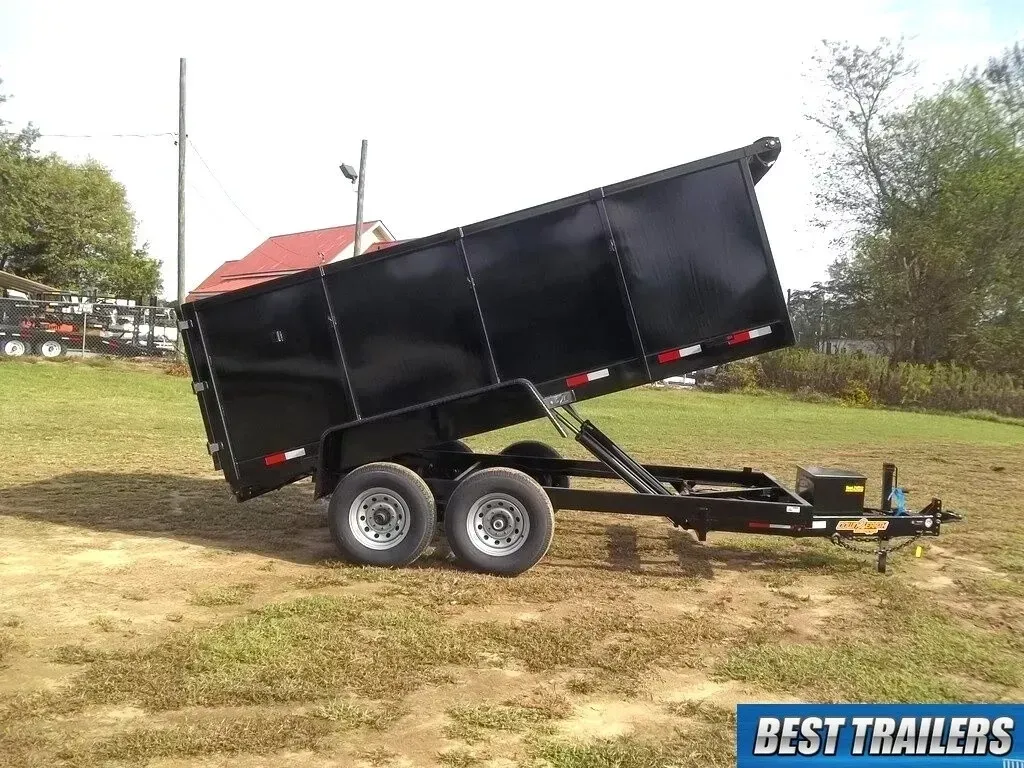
[1,362,1023,767]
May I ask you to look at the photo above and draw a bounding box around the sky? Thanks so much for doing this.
[1,0,1022,299]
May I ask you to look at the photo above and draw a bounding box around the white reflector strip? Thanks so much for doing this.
[750,522,793,530]
[657,343,703,364]
[265,447,308,466]
[727,325,773,346]
[565,368,610,388]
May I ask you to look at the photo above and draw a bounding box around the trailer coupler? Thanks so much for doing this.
[828,505,963,573]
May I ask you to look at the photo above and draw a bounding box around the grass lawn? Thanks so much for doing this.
[1,358,1022,767]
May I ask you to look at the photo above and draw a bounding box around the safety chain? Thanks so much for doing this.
[831,533,921,555]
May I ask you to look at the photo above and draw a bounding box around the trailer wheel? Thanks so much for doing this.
[2,339,28,357]
[499,440,570,488]
[444,467,554,576]
[37,339,66,358]
[328,462,436,567]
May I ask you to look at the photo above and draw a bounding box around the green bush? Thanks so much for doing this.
[713,348,1024,418]
[711,358,762,392]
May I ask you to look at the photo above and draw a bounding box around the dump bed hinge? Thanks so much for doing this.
[207,442,222,455]
[192,381,208,393]
[544,391,575,408]
[177,319,192,331]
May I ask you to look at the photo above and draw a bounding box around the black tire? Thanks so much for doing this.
[498,440,570,489]
[444,467,555,576]
[1,338,28,357]
[327,462,436,567]
[36,339,66,359]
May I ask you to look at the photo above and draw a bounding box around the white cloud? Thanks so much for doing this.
[0,0,1019,297]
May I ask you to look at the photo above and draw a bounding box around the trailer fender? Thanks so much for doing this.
[314,379,559,499]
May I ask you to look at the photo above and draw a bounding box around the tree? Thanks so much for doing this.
[0,78,162,300]
[806,40,1024,375]
[0,79,40,271]
[805,38,917,236]
[786,282,856,350]
[979,42,1024,136]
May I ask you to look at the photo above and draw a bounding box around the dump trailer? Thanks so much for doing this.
[180,137,960,575]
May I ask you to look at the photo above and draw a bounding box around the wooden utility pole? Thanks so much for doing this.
[352,139,368,257]
[177,58,187,310]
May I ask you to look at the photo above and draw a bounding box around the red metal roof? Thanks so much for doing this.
[187,222,389,302]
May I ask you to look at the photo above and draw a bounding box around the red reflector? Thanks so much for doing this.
[565,368,610,388]
[748,521,771,530]
[728,325,772,346]
[264,452,287,466]
[657,343,702,364]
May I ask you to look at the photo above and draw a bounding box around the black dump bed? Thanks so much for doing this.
[182,137,794,499]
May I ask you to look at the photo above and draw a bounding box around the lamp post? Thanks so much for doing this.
[340,139,368,257]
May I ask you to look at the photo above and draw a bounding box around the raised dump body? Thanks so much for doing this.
[180,136,960,577]
[181,137,793,501]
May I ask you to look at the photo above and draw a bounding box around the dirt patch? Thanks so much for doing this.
[558,698,667,739]
[650,669,802,707]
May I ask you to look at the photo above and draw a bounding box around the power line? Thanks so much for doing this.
[37,128,319,263]
[186,137,308,261]
[186,181,211,204]
[38,132,177,139]
[187,138,265,234]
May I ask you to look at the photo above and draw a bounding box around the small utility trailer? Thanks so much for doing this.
[180,137,960,575]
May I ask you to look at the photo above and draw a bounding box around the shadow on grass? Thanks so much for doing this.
[0,472,869,577]
[0,472,332,564]
[553,522,866,580]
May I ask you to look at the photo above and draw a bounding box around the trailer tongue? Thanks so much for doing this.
[180,136,961,576]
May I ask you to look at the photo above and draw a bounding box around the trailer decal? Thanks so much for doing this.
[727,325,772,345]
[565,368,610,388]
[264,447,307,466]
[836,518,890,534]
[656,344,703,364]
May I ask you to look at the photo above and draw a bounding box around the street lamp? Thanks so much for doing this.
[339,164,357,183]
[340,140,368,257]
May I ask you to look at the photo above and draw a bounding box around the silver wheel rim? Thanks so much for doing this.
[348,487,411,550]
[465,492,530,557]
[3,340,26,356]
[40,341,62,358]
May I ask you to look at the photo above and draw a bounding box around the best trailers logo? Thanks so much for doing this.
[737,705,1023,767]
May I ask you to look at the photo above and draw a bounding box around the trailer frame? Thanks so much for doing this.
[391,407,960,574]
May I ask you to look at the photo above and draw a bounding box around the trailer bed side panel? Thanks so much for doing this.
[198,278,353,462]
[324,241,494,417]
[606,161,786,358]
[463,201,635,384]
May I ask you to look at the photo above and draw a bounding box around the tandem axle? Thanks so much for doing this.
[320,406,961,576]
